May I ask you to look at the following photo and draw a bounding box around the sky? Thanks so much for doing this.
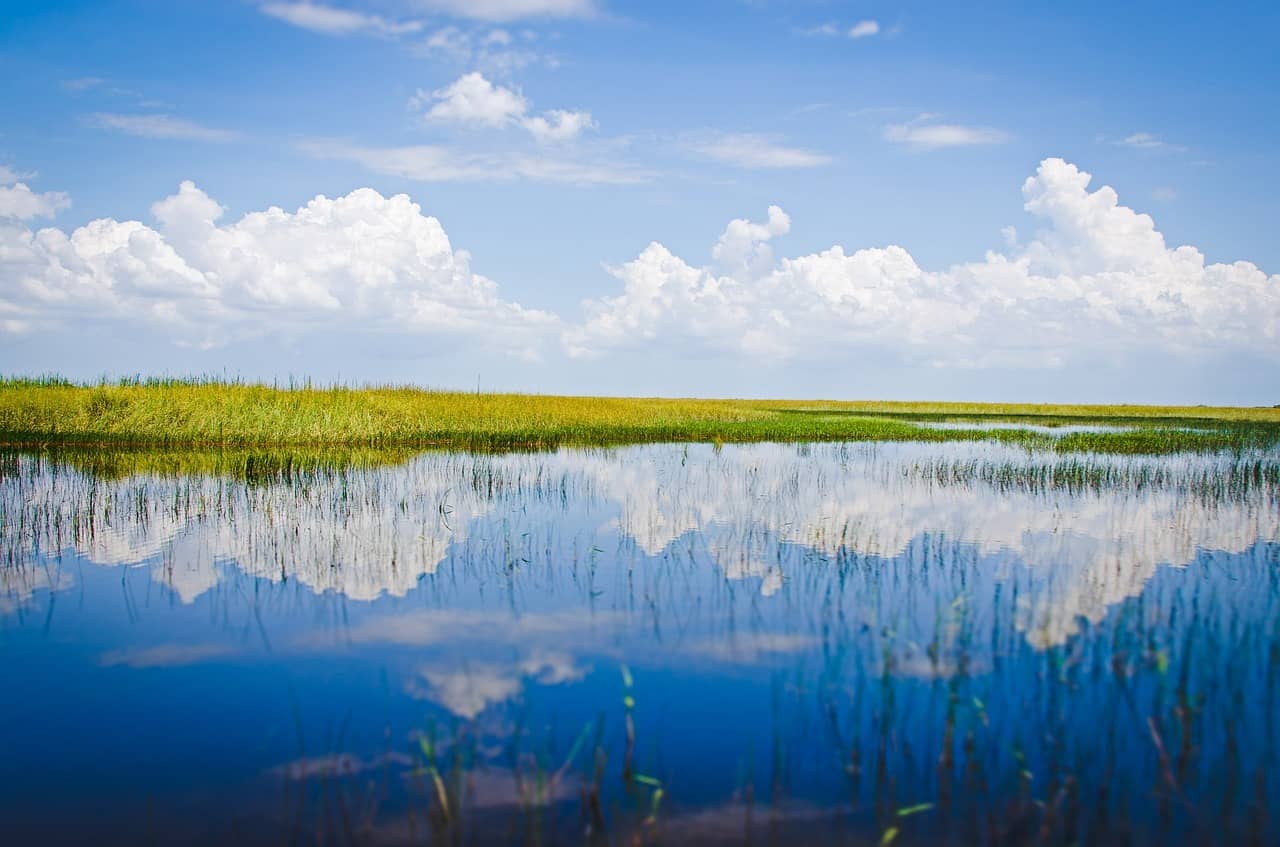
[1,0,1277,403]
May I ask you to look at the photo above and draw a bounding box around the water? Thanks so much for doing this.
[908,420,1141,435]
[1,442,1278,845]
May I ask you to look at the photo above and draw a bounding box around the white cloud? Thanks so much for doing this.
[0,168,70,221]
[260,2,424,36]
[100,644,237,668]
[88,113,241,143]
[692,133,832,169]
[712,205,790,278]
[1121,132,1163,149]
[564,158,1280,368]
[417,25,553,73]
[8,158,1273,374]
[884,116,1008,149]
[411,72,595,142]
[1118,132,1185,152]
[302,139,643,183]
[522,108,597,143]
[799,20,879,39]
[410,0,596,21]
[416,71,529,126]
[848,20,880,38]
[798,23,839,37]
[0,176,556,354]
[408,653,585,718]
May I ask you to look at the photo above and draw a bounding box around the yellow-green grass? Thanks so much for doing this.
[1,377,1277,453]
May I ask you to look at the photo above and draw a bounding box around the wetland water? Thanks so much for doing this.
[1,441,1278,845]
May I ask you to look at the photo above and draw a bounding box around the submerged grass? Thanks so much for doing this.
[1,376,1277,453]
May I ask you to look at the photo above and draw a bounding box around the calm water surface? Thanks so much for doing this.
[2,442,1278,845]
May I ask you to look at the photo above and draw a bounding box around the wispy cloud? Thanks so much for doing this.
[1117,132,1186,152]
[848,20,880,39]
[797,23,839,37]
[884,116,1008,149]
[799,19,881,39]
[301,139,647,184]
[691,133,832,169]
[417,25,556,73]
[87,113,241,143]
[100,643,238,668]
[414,0,597,22]
[61,77,105,91]
[260,2,424,37]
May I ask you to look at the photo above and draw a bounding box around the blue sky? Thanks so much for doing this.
[1,0,1277,402]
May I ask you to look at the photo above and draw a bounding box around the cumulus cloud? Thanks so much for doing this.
[416,71,530,126]
[6,158,1274,373]
[691,133,832,169]
[411,72,595,142]
[260,2,424,36]
[0,168,70,220]
[884,115,1008,149]
[0,176,556,354]
[565,158,1279,367]
[712,205,790,278]
[88,113,241,143]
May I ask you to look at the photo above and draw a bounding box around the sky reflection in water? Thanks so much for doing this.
[1,442,1278,845]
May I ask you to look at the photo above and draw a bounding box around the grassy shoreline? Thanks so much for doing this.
[2,378,1278,453]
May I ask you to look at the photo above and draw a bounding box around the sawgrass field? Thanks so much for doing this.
[1,375,1277,453]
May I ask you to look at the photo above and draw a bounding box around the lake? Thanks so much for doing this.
[2,440,1278,845]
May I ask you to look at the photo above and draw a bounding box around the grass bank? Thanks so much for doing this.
[1,377,1277,453]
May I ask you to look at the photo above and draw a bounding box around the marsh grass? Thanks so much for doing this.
[2,376,1278,453]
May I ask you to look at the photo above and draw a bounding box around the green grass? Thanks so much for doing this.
[1,376,1277,453]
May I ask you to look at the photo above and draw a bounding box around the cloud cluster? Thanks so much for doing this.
[412,72,595,143]
[0,177,554,351]
[566,158,1279,366]
[2,158,1275,370]
[259,4,561,72]
[0,167,70,221]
